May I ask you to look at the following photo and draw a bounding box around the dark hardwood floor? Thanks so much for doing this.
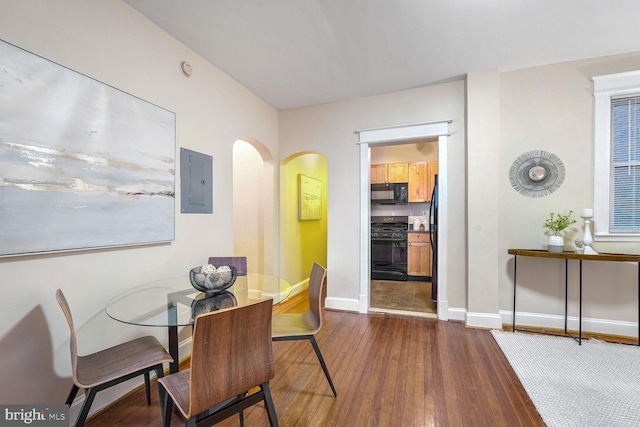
[84,293,543,426]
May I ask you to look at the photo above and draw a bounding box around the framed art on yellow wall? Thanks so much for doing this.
[298,174,322,220]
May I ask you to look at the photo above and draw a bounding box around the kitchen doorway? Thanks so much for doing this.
[357,121,450,320]
[369,142,437,317]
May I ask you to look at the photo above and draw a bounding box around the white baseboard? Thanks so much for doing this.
[447,307,466,322]
[259,278,309,301]
[288,278,309,297]
[466,311,503,329]
[325,296,360,312]
[500,310,639,338]
[436,299,449,320]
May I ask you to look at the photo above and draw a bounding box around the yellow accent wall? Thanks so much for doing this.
[282,153,328,285]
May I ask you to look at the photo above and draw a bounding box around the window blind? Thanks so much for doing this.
[610,95,640,232]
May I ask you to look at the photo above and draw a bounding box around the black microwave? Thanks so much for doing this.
[371,182,408,205]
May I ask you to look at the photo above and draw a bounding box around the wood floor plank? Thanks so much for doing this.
[84,295,544,427]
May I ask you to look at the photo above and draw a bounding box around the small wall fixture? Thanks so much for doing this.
[180,61,192,77]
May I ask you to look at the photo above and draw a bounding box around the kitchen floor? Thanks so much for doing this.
[370,279,436,315]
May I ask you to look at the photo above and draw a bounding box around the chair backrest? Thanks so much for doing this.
[207,256,247,276]
[187,298,274,417]
[55,289,79,384]
[306,262,327,331]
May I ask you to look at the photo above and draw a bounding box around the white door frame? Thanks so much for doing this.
[357,121,450,319]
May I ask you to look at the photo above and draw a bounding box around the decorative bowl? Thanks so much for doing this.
[189,265,237,295]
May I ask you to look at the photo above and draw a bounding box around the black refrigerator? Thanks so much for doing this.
[429,174,438,307]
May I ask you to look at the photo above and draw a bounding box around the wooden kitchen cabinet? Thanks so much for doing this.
[427,161,438,201]
[408,162,428,202]
[370,164,388,183]
[370,163,408,183]
[407,232,431,277]
[387,163,408,182]
[408,161,438,202]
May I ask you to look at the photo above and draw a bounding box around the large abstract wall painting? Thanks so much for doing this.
[0,39,176,256]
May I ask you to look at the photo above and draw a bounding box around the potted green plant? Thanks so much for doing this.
[543,210,577,253]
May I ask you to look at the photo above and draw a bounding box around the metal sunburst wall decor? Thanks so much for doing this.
[509,150,565,198]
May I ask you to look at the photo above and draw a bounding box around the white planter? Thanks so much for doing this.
[547,234,564,253]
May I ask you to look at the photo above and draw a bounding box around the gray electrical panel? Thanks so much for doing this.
[180,148,213,213]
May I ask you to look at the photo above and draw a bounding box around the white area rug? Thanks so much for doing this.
[491,331,640,427]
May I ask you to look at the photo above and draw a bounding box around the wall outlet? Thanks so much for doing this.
[422,210,428,216]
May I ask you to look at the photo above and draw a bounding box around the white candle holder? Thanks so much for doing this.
[581,212,598,254]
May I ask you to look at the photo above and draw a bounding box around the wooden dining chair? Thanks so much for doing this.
[158,298,278,427]
[56,289,173,427]
[207,256,247,276]
[271,262,337,397]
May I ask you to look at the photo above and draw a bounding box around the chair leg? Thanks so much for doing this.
[65,384,79,405]
[309,336,337,397]
[262,382,278,427]
[154,366,165,407]
[144,372,151,405]
[74,388,97,427]
[237,393,245,427]
[159,385,173,427]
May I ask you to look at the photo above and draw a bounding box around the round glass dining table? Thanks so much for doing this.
[106,272,292,373]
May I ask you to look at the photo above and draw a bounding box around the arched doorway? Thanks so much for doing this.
[280,152,328,296]
[232,138,278,297]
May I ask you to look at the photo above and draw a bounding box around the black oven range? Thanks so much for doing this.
[371,215,408,281]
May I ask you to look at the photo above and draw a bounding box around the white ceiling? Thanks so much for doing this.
[124,0,640,110]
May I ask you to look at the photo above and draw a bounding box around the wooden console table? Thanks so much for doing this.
[508,249,640,345]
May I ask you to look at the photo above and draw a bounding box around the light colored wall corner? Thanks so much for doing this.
[466,70,501,318]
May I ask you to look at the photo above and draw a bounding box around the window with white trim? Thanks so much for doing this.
[593,71,640,240]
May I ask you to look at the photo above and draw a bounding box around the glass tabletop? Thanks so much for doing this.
[105,272,291,327]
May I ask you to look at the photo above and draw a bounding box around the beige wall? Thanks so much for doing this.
[0,0,278,406]
[499,52,640,333]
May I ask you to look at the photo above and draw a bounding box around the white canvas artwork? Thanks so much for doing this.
[0,39,176,256]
